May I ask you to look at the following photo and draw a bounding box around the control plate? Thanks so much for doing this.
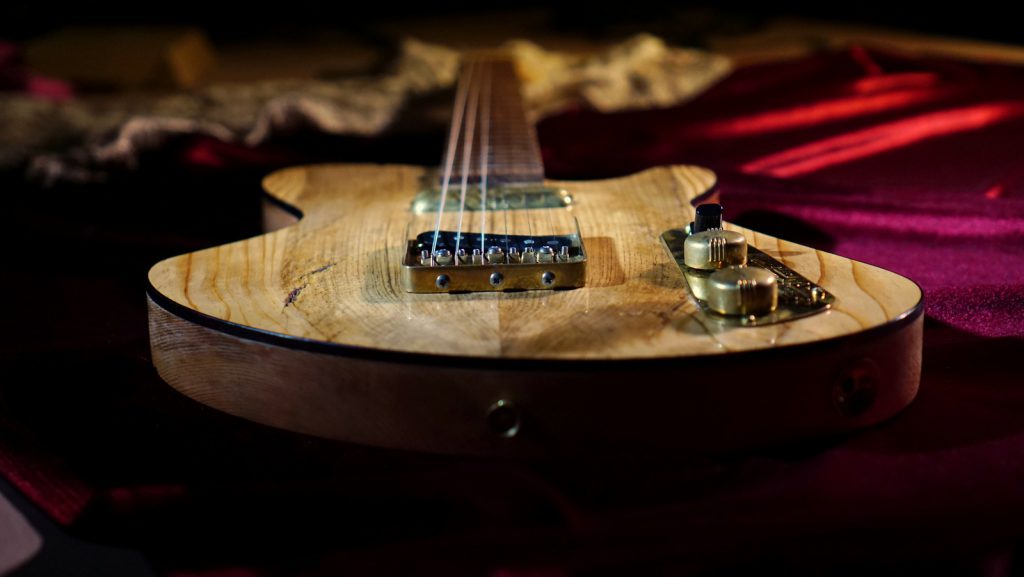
[661,228,835,326]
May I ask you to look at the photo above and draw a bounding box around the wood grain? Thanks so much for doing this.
[149,164,922,360]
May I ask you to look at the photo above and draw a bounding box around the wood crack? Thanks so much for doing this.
[284,283,308,307]
[299,262,336,280]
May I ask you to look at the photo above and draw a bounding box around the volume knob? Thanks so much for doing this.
[706,266,778,316]
[683,229,747,270]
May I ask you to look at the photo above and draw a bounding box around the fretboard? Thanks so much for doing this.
[441,57,545,186]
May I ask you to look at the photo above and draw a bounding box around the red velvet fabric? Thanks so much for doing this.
[0,41,73,99]
[539,46,1024,339]
[2,46,1024,575]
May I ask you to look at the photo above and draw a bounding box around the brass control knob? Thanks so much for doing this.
[683,229,747,270]
[706,266,778,316]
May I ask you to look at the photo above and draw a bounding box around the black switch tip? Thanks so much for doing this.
[693,203,724,233]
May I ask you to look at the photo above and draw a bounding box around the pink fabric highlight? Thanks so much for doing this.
[538,47,1024,339]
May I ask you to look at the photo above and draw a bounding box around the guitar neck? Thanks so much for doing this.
[441,57,545,185]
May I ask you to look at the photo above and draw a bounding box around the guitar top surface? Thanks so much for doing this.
[147,163,922,361]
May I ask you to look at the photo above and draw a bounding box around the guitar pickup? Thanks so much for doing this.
[401,230,587,293]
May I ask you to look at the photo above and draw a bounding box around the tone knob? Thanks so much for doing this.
[683,229,747,270]
[706,266,778,316]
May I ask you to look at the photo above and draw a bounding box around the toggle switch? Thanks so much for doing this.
[692,203,724,233]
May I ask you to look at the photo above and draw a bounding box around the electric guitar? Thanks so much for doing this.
[147,56,923,456]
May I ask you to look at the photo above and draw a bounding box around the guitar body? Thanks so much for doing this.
[148,163,922,456]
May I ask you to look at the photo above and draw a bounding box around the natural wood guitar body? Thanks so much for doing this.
[148,164,923,455]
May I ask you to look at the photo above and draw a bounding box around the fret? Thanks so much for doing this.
[441,58,545,185]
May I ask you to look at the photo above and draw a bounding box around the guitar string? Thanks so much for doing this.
[526,171,534,242]
[453,60,482,260]
[501,61,511,256]
[518,61,534,245]
[431,59,474,258]
[502,123,511,256]
[478,62,493,257]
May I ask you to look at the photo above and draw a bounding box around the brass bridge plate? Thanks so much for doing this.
[661,228,835,326]
[402,230,586,293]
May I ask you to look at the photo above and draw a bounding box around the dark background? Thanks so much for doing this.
[3,4,1024,576]
[1,2,1020,44]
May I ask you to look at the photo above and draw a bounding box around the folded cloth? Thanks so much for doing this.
[0,35,730,185]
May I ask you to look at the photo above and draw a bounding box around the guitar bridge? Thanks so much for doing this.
[401,230,587,293]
